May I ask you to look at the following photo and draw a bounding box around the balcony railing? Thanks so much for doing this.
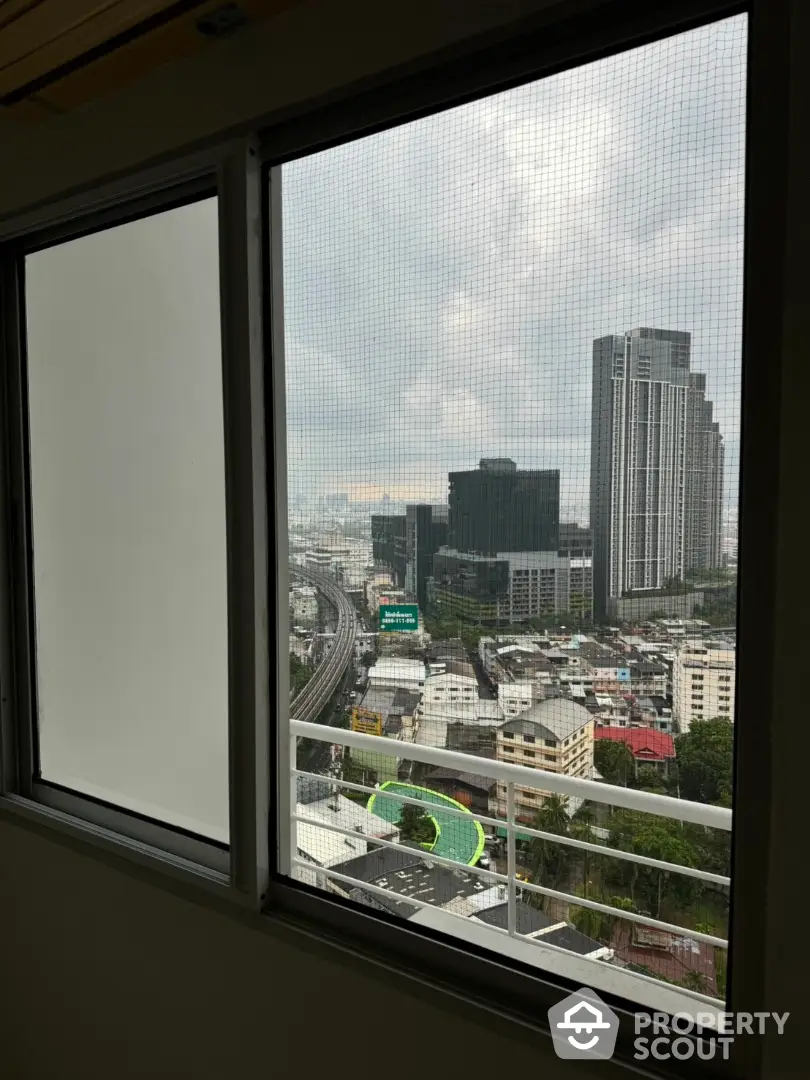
[286,719,732,1019]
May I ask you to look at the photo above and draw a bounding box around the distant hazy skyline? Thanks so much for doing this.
[282,14,747,524]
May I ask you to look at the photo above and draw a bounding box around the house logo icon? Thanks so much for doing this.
[548,988,620,1059]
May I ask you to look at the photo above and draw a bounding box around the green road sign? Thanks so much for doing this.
[379,603,419,632]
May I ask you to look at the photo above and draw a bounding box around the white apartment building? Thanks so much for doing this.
[414,669,503,751]
[364,569,395,609]
[366,582,408,614]
[672,640,736,733]
[491,698,595,822]
[498,681,538,719]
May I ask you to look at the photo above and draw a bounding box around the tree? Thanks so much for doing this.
[569,803,596,895]
[397,804,436,847]
[630,823,697,917]
[606,810,701,917]
[290,652,313,697]
[631,765,667,795]
[571,893,636,944]
[528,795,572,904]
[595,739,635,787]
[571,904,609,940]
[674,718,734,804]
[680,971,708,993]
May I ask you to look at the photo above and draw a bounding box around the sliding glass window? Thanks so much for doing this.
[277,13,746,1014]
[22,197,230,846]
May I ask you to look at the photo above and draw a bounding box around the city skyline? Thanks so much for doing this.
[283,16,746,520]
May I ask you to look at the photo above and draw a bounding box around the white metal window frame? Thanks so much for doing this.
[0,0,789,1073]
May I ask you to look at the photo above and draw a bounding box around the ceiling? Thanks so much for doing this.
[0,0,302,119]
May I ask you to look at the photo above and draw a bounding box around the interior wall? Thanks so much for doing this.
[0,819,611,1080]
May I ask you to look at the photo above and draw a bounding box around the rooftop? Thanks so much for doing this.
[425,768,497,792]
[331,847,491,917]
[299,792,400,840]
[474,904,606,956]
[501,697,593,741]
[359,685,422,727]
[368,658,426,682]
[594,726,676,761]
[331,851,606,957]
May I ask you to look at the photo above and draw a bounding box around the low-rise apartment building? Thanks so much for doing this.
[414,665,502,754]
[490,698,595,823]
[672,639,735,732]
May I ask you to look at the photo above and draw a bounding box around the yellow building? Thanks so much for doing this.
[490,698,595,823]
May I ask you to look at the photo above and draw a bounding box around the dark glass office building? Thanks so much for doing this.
[448,459,560,555]
[371,513,406,585]
[405,504,448,610]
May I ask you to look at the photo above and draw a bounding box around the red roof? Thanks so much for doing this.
[594,726,675,762]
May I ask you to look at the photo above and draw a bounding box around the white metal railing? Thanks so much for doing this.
[288,718,732,1004]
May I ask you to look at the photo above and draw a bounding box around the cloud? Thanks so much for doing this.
[282,14,747,519]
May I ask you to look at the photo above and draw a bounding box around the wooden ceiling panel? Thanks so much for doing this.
[0,1,188,97]
[1,0,301,115]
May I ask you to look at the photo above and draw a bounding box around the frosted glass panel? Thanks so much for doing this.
[25,198,229,842]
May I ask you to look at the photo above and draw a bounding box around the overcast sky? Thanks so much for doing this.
[283,14,747,523]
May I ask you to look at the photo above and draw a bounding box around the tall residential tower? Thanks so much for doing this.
[590,328,724,618]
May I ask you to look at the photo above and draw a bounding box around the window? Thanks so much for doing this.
[278,14,747,1009]
[0,0,769,1045]
[22,197,230,844]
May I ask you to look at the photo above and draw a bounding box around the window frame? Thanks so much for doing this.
[262,0,778,1067]
[0,140,270,907]
[0,0,787,1073]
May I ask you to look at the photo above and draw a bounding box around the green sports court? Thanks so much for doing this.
[367,782,485,866]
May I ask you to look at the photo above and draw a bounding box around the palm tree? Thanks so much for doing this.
[570,803,596,896]
[538,794,570,834]
[528,795,572,907]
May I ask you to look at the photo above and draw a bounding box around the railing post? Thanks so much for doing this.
[507,781,517,938]
[288,730,298,879]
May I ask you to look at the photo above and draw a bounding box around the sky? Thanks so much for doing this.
[282,14,748,523]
